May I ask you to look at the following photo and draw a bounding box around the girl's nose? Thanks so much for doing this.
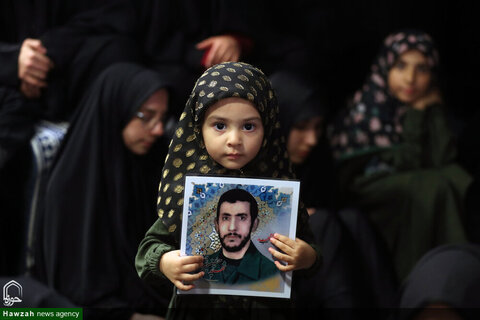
[404,68,416,83]
[227,130,241,146]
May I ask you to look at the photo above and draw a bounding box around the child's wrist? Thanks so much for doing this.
[303,246,317,270]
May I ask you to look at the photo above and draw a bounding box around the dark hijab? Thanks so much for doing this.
[398,244,480,320]
[156,62,310,243]
[329,30,439,160]
[34,63,170,317]
[270,71,326,137]
[133,0,253,69]
[270,71,332,209]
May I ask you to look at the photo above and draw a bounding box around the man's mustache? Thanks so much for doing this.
[222,233,242,240]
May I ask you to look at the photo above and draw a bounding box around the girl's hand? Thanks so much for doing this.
[412,88,442,111]
[268,233,317,272]
[159,250,204,291]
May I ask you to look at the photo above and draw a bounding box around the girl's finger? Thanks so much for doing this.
[174,280,195,291]
[181,255,204,265]
[273,233,295,249]
[274,260,294,272]
[180,271,204,282]
[268,247,293,263]
[182,262,203,273]
[270,237,294,255]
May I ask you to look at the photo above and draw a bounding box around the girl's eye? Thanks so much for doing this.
[243,123,255,131]
[393,61,405,70]
[214,123,226,131]
[416,64,430,73]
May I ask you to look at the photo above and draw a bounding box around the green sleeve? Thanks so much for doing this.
[382,105,457,170]
[337,108,427,197]
[135,218,177,287]
[422,105,457,166]
[383,107,426,170]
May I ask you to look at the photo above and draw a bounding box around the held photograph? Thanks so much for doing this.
[179,175,300,298]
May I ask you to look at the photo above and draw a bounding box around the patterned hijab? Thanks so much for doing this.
[329,30,439,160]
[157,62,294,242]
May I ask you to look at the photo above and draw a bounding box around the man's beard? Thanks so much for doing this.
[220,232,251,252]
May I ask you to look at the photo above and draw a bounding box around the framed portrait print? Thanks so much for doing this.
[178,175,300,298]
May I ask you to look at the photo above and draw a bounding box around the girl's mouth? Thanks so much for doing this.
[226,154,241,160]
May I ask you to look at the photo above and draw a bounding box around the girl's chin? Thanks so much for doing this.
[219,161,244,170]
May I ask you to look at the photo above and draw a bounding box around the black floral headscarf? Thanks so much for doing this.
[329,30,439,160]
[157,62,296,242]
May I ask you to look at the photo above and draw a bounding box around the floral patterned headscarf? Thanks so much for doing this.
[157,62,297,242]
[329,30,439,160]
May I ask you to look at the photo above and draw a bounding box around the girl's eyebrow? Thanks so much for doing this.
[206,116,262,122]
[243,117,262,122]
[206,116,227,122]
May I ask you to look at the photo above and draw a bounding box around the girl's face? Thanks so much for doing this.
[202,97,264,170]
[388,49,432,105]
[122,89,168,155]
[287,116,323,164]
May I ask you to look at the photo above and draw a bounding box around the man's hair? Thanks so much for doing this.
[216,188,258,222]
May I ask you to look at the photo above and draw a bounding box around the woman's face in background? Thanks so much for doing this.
[287,116,323,164]
[122,89,168,155]
[388,49,432,105]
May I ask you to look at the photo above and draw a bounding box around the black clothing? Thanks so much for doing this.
[0,0,137,120]
[32,63,171,319]
[398,244,480,320]
[0,276,75,308]
[136,62,321,320]
[0,1,139,276]
[132,0,258,116]
[458,109,480,243]
[271,71,397,312]
[269,70,333,209]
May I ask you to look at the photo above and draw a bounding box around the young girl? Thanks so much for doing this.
[329,30,472,281]
[136,62,320,319]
